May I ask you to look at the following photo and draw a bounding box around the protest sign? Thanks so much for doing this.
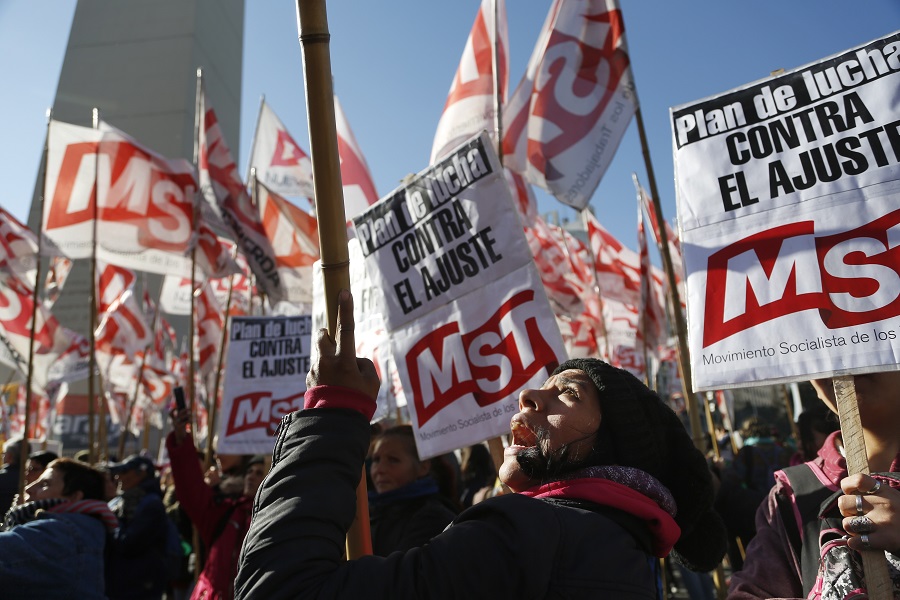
[355,132,566,458]
[672,31,900,391]
[353,132,536,330]
[217,315,311,454]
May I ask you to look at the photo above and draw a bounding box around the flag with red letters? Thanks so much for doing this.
[43,120,196,275]
[431,0,508,163]
[198,88,285,302]
[502,0,636,210]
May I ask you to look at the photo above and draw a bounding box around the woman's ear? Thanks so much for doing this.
[67,489,84,502]
[416,459,431,479]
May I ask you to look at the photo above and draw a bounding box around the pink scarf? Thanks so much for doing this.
[520,473,681,558]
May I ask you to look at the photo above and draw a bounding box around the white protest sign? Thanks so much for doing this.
[673,31,900,391]
[353,132,535,330]
[216,315,311,454]
[355,132,566,458]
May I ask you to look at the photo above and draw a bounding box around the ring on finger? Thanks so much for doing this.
[856,494,865,517]
[864,479,882,495]
[860,533,872,550]
[847,516,875,535]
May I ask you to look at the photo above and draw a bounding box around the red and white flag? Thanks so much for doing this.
[94,263,152,395]
[247,100,315,199]
[0,205,64,289]
[334,94,379,221]
[257,181,319,305]
[637,205,666,354]
[198,88,286,302]
[525,215,584,319]
[44,120,197,275]
[195,281,224,379]
[44,256,73,309]
[635,177,685,313]
[502,0,636,210]
[430,0,508,163]
[584,210,641,306]
[0,267,90,391]
[196,223,243,279]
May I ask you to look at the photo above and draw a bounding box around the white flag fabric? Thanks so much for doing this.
[334,94,380,221]
[502,0,636,210]
[247,100,315,198]
[256,182,319,304]
[672,31,900,390]
[584,210,641,306]
[0,267,89,391]
[44,120,197,275]
[0,205,64,290]
[198,89,286,303]
[430,0,508,163]
[94,263,152,395]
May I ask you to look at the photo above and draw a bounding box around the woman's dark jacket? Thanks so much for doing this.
[235,387,660,599]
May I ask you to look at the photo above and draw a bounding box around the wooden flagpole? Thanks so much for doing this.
[630,122,703,449]
[832,375,892,599]
[295,0,371,559]
[205,245,238,471]
[18,113,52,501]
[189,68,203,449]
[87,108,102,464]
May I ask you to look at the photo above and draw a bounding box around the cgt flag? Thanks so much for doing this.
[502,0,636,210]
[198,87,286,303]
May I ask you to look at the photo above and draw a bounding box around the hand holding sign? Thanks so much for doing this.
[307,289,380,401]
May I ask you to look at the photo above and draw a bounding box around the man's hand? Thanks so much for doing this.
[306,289,380,400]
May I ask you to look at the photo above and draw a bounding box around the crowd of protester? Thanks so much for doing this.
[0,294,897,599]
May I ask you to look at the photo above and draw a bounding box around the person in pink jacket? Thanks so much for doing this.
[729,372,900,598]
[166,410,266,600]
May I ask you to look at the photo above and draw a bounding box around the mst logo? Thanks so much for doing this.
[703,208,900,347]
[406,290,558,427]
[46,141,195,250]
[226,390,305,437]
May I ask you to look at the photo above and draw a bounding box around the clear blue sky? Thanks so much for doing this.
[1,1,898,252]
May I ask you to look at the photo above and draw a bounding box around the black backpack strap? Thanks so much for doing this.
[776,464,835,597]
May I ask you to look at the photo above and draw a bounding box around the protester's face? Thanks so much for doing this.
[25,467,68,502]
[244,463,265,498]
[811,371,900,425]
[369,437,427,494]
[24,459,44,486]
[103,471,117,501]
[500,369,603,493]
[115,468,143,492]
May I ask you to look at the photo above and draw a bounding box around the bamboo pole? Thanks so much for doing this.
[205,246,237,471]
[832,375,892,599]
[87,108,102,464]
[630,111,702,450]
[295,0,371,559]
[18,114,52,501]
